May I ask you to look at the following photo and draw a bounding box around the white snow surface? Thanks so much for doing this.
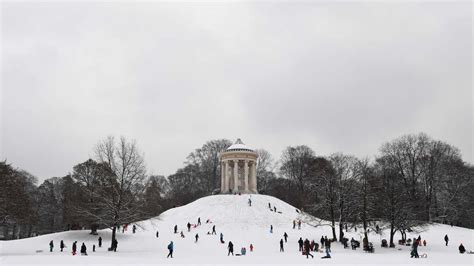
[1,194,473,265]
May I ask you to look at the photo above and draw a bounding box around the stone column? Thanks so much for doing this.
[220,162,225,193]
[251,161,257,193]
[224,160,229,193]
[233,159,239,192]
[244,160,249,192]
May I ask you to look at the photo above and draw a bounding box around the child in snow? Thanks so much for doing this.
[250,244,254,252]
[180,231,185,238]
[459,243,466,254]
[80,242,87,256]
[98,236,102,247]
[241,247,246,255]
[49,240,54,252]
[60,240,65,252]
[228,241,234,256]
[220,233,224,243]
[72,241,77,255]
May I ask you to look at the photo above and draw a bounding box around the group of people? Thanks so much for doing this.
[292,219,302,230]
[48,236,106,256]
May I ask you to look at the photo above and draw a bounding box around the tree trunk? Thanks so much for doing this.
[110,226,116,248]
[389,223,395,247]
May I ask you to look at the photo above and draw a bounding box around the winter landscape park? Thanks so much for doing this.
[1,1,473,266]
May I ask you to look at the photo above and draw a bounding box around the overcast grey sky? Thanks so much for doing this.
[1,1,472,182]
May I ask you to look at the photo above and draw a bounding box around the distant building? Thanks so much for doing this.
[219,138,258,194]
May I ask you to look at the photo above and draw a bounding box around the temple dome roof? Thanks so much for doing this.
[226,138,255,152]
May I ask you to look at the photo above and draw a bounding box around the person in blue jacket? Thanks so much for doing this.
[167,241,174,258]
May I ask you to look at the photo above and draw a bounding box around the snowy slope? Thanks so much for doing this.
[1,194,473,265]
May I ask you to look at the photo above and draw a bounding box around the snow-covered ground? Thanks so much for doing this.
[1,194,473,265]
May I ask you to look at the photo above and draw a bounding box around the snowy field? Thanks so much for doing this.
[1,194,473,266]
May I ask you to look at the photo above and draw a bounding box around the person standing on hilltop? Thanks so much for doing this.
[444,234,449,246]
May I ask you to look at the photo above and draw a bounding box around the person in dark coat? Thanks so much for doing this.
[132,224,136,234]
[72,241,77,255]
[459,243,466,254]
[298,220,301,229]
[283,232,288,242]
[320,236,325,248]
[174,225,178,234]
[98,236,102,248]
[220,233,224,243]
[304,239,313,258]
[227,241,234,256]
[187,222,191,232]
[444,234,449,246]
[49,240,54,252]
[156,231,159,238]
[270,225,273,233]
[195,233,199,243]
[167,241,174,258]
[198,217,201,226]
[293,220,296,229]
[60,240,65,252]
[112,239,118,252]
[411,240,419,258]
[280,239,284,252]
[298,237,304,252]
[93,244,96,252]
[212,225,216,235]
[80,242,87,255]
[326,238,332,252]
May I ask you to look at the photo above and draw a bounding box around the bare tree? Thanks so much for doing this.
[329,153,360,242]
[255,149,277,193]
[91,136,147,249]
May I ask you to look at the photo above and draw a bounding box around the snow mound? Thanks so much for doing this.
[1,194,473,265]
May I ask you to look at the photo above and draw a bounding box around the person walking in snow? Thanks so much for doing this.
[49,240,54,252]
[60,240,65,252]
[298,220,301,230]
[98,236,102,247]
[250,244,254,252]
[195,233,199,243]
[280,239,284,252]
[80,242,87,256]
[304,239,313,258]
[444,234,449,246]
[174,225,178,234]
[220,233,224,243]
[248,198,252,206]
[167,241,174,258]
[268,203,271,209]
[270,225,273,233]
[133,224,137,234]
[180,231,185,238]
[72,241,77,255]
[156,230,159,238]
[198,217,201,226]
[320,236,325,248]
[293,220,296,229]
[326,238,331,252]
[283,232,288,242]
[187,222,191,232]
[298,237,304,252]
[212,225,216,235]
[227,241,234,256]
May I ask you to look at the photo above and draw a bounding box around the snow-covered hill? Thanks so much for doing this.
[1,194,473,265]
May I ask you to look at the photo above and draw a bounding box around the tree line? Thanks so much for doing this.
[1,133,472,248]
